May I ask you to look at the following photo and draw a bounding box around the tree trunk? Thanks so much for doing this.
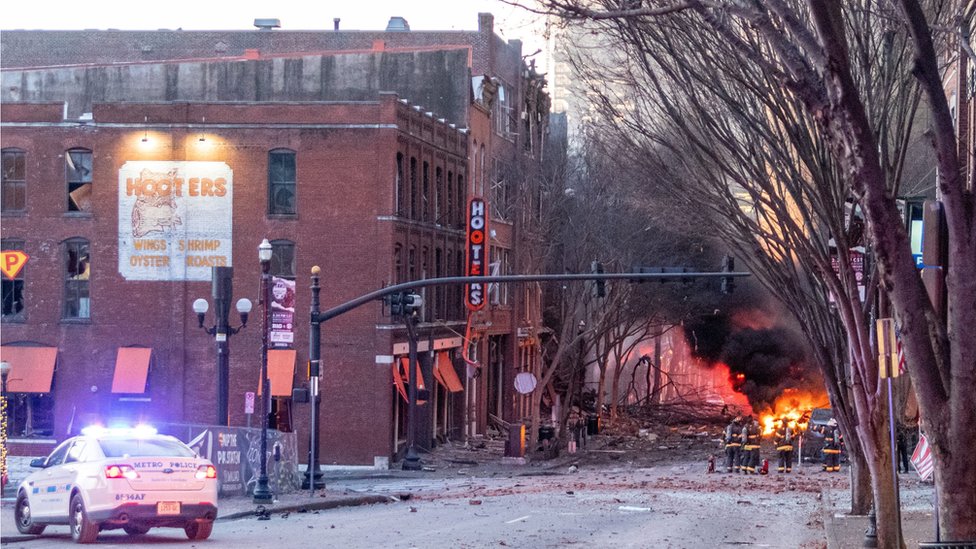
[849,448,872,515]
[936,436,976,540]
[858,413,904,548]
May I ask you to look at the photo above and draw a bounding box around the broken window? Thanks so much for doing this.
[2,148,26,213]
[422,161,430,222]
[63,238,90,319]
[410,157,418,220]
[396,152,406,216]
[268,149,296,215]
[2,239,26,320]
[65,149,92,213]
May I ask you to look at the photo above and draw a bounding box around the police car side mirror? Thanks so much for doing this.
[30,458,47,468]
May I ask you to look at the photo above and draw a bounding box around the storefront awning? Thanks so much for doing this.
[258,349,296,397]
[435,352,464,393]
[394,357,426,403]
[0,346,57,393]
[111,347,151,394]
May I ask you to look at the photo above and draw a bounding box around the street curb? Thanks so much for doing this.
[217,494,393,521]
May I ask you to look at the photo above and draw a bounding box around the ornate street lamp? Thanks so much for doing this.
[253,238,275,504]
[192,266,252,426]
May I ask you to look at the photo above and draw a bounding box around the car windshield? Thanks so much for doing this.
[98,438,195,458]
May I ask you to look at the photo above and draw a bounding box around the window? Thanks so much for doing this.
[2,239,26,320]
[63,238,90,319]
[2,148,26,213]
[268,149,297,215]
[45,440,72,466]
[422,161,430,222]
[446,171,455,226]
[410,157,418,220]
[271,240,296,279]
[99,438,195,458]
[6,393,55,439]
[435,166,444,224]
[494,83,513,138]
[394,244,403,284]
[457,174,466,225]
[396,153,406,216]
[408,246,417,280]
[65,149,93,213]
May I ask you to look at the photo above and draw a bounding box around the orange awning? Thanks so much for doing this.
[435,352,464,393]
[0,346,57,393]
[111,347,151,393]
[258,349,296,397]
[395,357,426,403]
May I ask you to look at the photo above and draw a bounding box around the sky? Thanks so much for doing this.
[2,0,549,62]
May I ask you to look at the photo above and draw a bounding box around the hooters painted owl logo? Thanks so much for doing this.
[131,168,182,238]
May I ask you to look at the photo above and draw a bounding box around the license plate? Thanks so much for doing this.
[157,501,181,515]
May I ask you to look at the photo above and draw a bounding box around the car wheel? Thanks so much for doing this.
[185,519,213,540]
[15,492,46,535]
[123,524,150,535]
[69,494,99,544]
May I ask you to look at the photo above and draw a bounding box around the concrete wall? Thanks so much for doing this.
[1,50,471,125]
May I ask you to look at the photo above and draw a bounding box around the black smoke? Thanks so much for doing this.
[685,313,818,411]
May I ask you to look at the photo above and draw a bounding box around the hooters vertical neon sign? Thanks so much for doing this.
[465,197,488,311]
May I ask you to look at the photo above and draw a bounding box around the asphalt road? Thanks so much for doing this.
[1,465,827,548]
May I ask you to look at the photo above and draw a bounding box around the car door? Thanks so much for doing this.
[28,440,72,519]
[48,440,88,516]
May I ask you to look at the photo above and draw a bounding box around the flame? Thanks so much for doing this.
[758,388,830,435]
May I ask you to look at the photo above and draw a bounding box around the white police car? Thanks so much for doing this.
[13,426,218,543]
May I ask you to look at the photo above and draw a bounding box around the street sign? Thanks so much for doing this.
[244,391,255,414]
[1,250,29,280]
[911,434,934,481]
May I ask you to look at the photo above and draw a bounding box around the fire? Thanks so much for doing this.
[759,388,830,435]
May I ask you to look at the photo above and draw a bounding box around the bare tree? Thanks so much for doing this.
[521,0,975,543]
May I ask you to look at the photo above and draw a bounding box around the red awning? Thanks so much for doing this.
[395,357,426,403]
[435,352,464,393]
[0,346,57,393]
[111,347,151,394]
[258,349,296,397]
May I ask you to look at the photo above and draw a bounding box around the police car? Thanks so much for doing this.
[13,426,218,543]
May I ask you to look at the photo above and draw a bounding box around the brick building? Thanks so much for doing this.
[1,14,551,466]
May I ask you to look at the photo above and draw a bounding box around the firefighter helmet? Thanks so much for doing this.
[827,418,838,427]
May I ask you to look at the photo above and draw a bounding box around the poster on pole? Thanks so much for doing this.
[118,161,233,281]
[270,276,296,347]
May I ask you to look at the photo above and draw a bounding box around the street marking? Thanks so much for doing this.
[506,515,531,524]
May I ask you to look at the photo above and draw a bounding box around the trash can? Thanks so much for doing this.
[586,415,600,436]
[538,426,555,442]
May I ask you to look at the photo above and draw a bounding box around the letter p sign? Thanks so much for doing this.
[1,250,29,280]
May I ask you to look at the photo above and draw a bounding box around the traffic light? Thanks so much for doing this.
[591,261,606,297]
[388,291,424,318]
[721,254,735,295]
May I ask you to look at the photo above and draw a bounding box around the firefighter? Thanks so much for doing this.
[724,416,743,473]
[741,416,761,474]
[822,418,843,472]
[773,417,794,473]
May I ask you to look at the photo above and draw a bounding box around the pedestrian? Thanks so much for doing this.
[724,416,743,473]
[896,422,911,474]
[821,418,842,472]
[774,417,793,473]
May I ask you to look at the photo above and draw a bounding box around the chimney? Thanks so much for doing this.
[386,16,410,32]
[253,18,280,30]
[333,18,340,31]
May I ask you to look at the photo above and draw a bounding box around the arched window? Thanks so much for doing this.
[422,161,431,222]
[435,166,444,224]
[65,148,92,213]
[393,244,403,284]
[270,239,296,279]
[2,148,26,213]
[63,237,90,319]
[268,149,297,215]
[446,171,455,227]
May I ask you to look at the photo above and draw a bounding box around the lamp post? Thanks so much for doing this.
[1,361,10,496]
[253,238,274,504]
[192,266,252,426]
[304,267,325,493]
[395,292,424,471]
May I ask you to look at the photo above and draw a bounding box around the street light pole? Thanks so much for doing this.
[1,361,10,496]
[253,238,274,504]
[304,267,325,493]
[192,267,251,426]
[402,310,422,471]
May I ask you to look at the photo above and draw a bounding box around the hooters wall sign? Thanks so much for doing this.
[465,197,488,311]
